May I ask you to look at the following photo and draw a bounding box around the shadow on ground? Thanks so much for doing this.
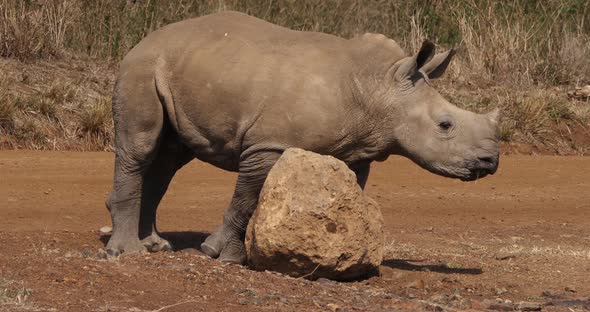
[99,231,210,252]
[382,259,483,275]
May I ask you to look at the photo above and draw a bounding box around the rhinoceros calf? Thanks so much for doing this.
[105,11,500,263]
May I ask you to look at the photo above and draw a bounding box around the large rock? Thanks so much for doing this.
[245,148,384,280]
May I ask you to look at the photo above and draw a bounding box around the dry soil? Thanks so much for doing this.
[1,151,589,311]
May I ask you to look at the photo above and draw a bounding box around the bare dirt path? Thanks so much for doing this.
[1,151,589,311]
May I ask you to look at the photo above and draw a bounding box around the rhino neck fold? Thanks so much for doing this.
[328,71,400,164]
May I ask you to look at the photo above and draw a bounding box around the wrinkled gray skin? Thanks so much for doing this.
[105,11,500,263]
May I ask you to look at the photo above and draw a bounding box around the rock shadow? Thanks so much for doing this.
[382,259,483,275]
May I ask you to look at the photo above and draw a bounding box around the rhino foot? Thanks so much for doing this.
[141,233,173,252]
[201,226,246,264]
[218,240,246,264]
[106,237,147,257]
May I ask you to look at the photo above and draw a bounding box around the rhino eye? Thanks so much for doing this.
[438,121,453,131]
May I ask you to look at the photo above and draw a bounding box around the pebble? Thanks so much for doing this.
[565,286,577,293]
[180,248,206,256]
[481,299,515,311]
[441,277,458,283]
[406,279,425,290]
[99,226,112,234]
[487,302,515,311]
[517,301,542,311]
[316,278,336,284]
[494,253,516,260]
[542,290,564,299]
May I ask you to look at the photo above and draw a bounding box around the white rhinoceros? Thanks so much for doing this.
[105,11,500,264]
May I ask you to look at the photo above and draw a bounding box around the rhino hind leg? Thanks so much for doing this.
[107,145,160,257]
[201,151,282,264]
[105,76,166,256]
[138,137,194,252]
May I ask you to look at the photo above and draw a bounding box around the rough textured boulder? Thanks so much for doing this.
[245,148,384,280]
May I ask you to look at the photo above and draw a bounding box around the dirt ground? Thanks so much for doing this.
[1,151,589,311]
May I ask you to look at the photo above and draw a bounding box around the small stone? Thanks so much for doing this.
[450,294,463,301]
[180,248,205,256]
[565,286,577,293]
[542,290,564,299]
[430,294,449,304]
[55,277,64,283]
[494,253,516,260]
[97,248,118,261]
[482,299,514,311]
[406,279,425,290]
[470,299,485,310]
[488,302,515,311]
[326,303,340,311]
[517,301,542,311]
[495,287,508,295]
[441,277,458,283]
[99,226,112,234]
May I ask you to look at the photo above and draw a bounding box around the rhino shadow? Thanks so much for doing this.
[382,259,483,275]
[99,231,210,252]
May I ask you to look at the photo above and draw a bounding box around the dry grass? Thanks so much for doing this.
[0,75,15,132]
[79,97,114,148]
[0,0,79,60]
[0,1,589,152]
[0,58,115,151]
[1,1,588,86]
[0,278,32,306]
[499,244,590,259]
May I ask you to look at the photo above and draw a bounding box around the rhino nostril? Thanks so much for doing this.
[476,155,498,175]
[478,156,494,165]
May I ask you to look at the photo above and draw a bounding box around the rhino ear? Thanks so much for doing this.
[420,48,456,79]
[394,40,435,81]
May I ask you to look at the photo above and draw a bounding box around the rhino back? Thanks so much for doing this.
[120,11,366,169]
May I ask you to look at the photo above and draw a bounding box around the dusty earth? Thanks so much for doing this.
[1,151,589,311]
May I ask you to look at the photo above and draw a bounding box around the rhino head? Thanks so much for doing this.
[384,41,500,181]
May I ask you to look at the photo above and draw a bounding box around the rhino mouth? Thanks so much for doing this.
[460,169,490,182]
[459,155,499,181]
[413,157,497,181]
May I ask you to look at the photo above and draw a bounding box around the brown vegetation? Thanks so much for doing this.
[0,58,115,150]
[0,0,589,153]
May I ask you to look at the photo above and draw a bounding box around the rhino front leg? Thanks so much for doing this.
[351,162,371,190]
[201,151,281,264]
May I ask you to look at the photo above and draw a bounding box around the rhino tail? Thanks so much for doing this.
[154,57,180,134]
